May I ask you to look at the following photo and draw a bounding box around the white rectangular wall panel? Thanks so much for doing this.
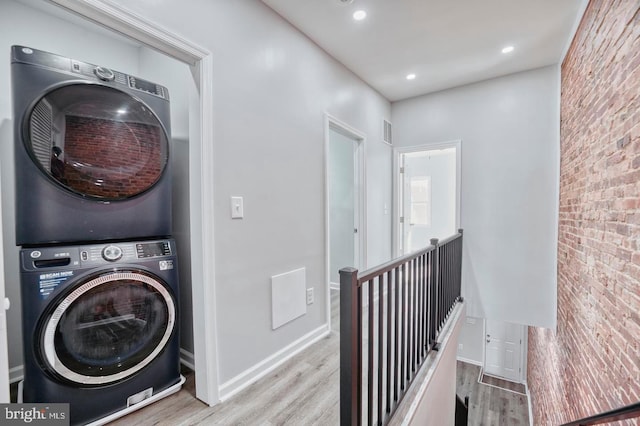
[271,268,306,330]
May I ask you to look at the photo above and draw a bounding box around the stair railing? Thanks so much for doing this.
[340,229,463,426]
[560,401,640,426]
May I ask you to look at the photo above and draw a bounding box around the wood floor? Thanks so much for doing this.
[109,292,341,426]
[456,361,530,426]
[15,290,527,425]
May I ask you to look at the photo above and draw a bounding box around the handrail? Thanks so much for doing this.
[356,244,436,283]
[561,401,640,426]
[340,229,464,426]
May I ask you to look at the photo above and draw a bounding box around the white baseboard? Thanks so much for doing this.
[456,356,483,367]
[330,282,340,291]
[218,324,330,401]
[9,365,23,384]
[180,348,196,370]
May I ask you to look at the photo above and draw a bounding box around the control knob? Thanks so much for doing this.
[102,245,123,262]
[94,66,115,81]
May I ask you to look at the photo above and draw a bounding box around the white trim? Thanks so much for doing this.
[324,113,367,332]
[9,365,23,384]
[456,356,483,367]
[218,324,330,401]
[47,0,207,64]
[393,140,462,257]
[45,0,219,405]
[479,371,527,396]
[180,348,196,371]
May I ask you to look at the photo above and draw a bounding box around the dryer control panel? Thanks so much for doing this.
[11,45,169,100]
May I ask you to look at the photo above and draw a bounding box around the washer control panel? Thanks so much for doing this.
[21,239,176,271]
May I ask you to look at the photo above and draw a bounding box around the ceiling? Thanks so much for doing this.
[262,0,585,102]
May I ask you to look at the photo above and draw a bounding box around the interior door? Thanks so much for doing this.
[328,126,360,283]
[484,319,524,382]
[400,146,458,254]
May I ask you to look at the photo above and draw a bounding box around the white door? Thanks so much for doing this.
[328,125,362,284]
[399,144,459,254]
[484,319,524,382]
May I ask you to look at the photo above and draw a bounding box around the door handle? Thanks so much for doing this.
[354,228,358,234]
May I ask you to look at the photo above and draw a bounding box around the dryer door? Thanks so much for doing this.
[26,84,169,201]
[39,270,176,385]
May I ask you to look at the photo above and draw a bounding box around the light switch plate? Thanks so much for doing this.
[231,196,244,219]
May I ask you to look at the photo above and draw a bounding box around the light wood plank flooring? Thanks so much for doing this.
[12,290,528,425]
[456,361,530,426]
[109,292,341,426]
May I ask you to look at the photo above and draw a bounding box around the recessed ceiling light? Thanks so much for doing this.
[501,45,515,54]
[353,10,367,21]
[406,73,416,80]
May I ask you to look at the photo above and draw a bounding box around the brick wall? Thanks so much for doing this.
[61,115,165,199]
[527,1,640,424]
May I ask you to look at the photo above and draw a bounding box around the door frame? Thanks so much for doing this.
[324,113,366,323]
[393,140,461,257]
[46,0,220,405]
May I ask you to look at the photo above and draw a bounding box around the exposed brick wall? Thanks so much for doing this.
[60,115,165,199]
[527,1,640,425]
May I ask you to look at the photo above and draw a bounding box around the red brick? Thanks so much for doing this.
[528,1,640,424]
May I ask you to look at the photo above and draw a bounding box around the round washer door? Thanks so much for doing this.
[26,84,169,200]
[40,270,176,386]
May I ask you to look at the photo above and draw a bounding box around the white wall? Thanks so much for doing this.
[457,317,484,364]
[392,66,559,329]
[105,0,393,385]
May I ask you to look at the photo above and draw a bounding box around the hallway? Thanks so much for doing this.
[107,291,528,425]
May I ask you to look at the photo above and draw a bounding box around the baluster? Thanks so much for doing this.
[339,267,360,426]
[368,280,374,426]
[386,270,392,416]
[377,275,384,426]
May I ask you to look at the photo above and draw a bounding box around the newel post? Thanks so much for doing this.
[340,267,359,426]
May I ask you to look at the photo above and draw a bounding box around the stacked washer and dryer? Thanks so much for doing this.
[11,46,184,425]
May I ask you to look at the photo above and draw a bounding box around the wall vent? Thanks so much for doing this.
[383,119,392,145]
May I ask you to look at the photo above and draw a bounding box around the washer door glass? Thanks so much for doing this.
[41,270,176,385]
[27,84,169,200]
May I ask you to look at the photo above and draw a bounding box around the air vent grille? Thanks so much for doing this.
[383,119,392,145]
